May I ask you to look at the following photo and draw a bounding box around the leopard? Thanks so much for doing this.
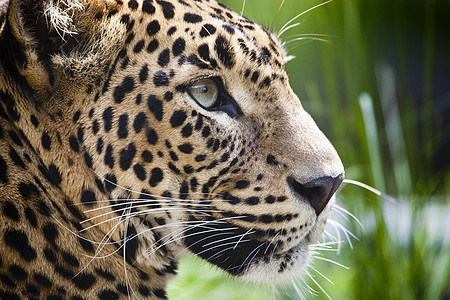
[0,0,344,299]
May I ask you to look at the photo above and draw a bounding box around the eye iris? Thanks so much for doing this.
[189,79,218,108]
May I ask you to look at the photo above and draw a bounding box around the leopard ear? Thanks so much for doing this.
[2,0,124,93]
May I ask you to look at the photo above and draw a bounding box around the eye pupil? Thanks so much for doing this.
[202,87,208,93]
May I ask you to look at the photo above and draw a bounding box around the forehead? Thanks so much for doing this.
[118,0,287,75]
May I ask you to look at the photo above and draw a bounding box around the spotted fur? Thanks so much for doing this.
[0,0,344,298]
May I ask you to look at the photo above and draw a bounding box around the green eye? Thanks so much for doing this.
[188,78,219,108]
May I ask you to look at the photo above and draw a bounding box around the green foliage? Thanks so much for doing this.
[168,0,450,299]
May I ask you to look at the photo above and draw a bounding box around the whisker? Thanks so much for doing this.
[306,270,332,300]
[278,0,332,36]
[80,207,221,231]
[343,179,396,203]
[333,204,365,230]
[312,255,349,269]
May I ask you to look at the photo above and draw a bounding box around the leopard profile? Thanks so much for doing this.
[0,0,344,298]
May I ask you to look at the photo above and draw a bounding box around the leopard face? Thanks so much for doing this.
[0,0,344,297]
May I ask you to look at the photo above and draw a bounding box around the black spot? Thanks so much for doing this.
[92,120,100,134]
[98,289,119,300]
[133,164,146,181]
[133,112,147,133]
[9,265,27,281]
[118,114,129,139]
[154,289,166,298]
[0,273,16,288]
[95,268,116,281]
[245,197,260,205]
[170,110,187,127]
[266,154,278,166]
[158,49,170,67]
[8,131,22,147]
[235,180,250,189]
[73,110,81,123]
[147,20,160,36]
[119,143,137,171]
[133,41,145,55]
[157,1,175,19]
[149,168,163,187]
[4,229,37,261]
[181,123,193,137]
[69,135,79,152]
[195,115,203,130]
[198,44,210,61]
[44,247,57,263]
[24,207,37,227]
[97,137,104,154]
[172,38,186,57]
[139,65,149,83]
[195,155,206,162]
[48,164,62,186]
[77,127,84,143]
[277,196,287,202]
[30,115,39,127]
[79,237,95,253]
[147,39,159,53]
[184,13,202,23]
[167,26,177,35]
[215,36,235,68]
[42,222,58,243]
[114,76,135,103]
[37,199,51,216]
[147,95,163,121]
[0,155,7,184]
[125,32,135,45]
[153,71,169,86]
[105,144,114,168]
[184,165,194,174]
[142,150,153,163]
[18,182,40,199]
[200,24,216,37]
[146,128,158,145]
[41,132,51,150]
[34,273,52,287]
[2,201,19,221]
[84,152,93,168]
[103,107,114,132]
[81,189,96,206]
[104,174,117,192]
[72,272,96,290]
[142,0,155,14]
[251,71,259,83]
[128,0,138,10]
[257,174,263,180]
[124,224,138,262]
[62,251,79,267]
[223,24,235,34]
[164,91,173,101]
[201,126,211,137]
[178,143,193,154]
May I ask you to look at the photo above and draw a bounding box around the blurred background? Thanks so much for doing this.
[168,0,450,299]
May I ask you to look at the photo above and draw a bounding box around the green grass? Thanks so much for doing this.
[168,0,450,299]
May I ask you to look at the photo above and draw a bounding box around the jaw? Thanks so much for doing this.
[181,198,334,284]
[240,203,332,284]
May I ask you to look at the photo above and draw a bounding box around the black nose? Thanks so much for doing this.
[288,174,344,216]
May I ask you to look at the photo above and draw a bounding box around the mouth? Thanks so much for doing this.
[183,206,331,281]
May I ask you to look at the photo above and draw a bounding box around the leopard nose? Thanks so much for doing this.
[288,174,344,216]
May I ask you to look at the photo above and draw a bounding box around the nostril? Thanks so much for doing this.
[288,174,344,216]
